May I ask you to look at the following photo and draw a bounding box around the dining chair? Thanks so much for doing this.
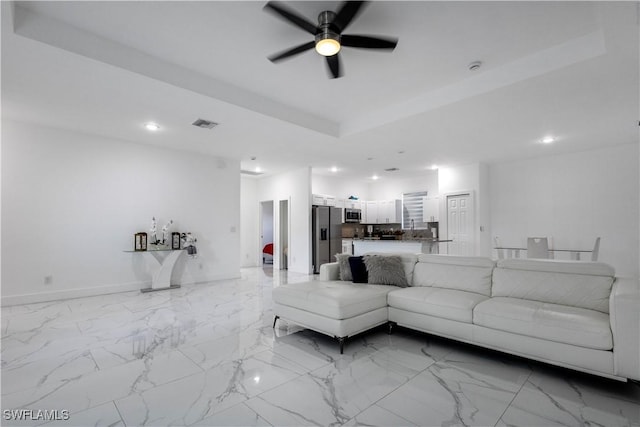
[527,237,549,259]
[494,237,505,259]
[591,237,601,261]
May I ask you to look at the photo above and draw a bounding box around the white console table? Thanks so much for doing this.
[124,248,185,293]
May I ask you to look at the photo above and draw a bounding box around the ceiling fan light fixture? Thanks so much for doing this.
[315,33,341,56]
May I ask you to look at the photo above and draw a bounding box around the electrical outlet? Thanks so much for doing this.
[44,275,53,285]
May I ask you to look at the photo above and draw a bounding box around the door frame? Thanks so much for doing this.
[440,190,476,256]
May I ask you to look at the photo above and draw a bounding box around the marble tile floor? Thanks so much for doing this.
[1,267,639,427]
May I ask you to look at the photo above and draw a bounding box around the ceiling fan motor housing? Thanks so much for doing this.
[315,10,341,50]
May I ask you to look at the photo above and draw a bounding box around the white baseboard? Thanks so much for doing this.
[1,273,240,306]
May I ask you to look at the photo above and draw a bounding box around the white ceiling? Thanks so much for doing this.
[2,1,638,183]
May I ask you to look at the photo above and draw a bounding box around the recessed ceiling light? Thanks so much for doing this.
[541,136,555,144]
[255,166,262,173]
[431,164,439,170]
[372,174,379,180]
[144,122,160,131]
[330,166,338,173]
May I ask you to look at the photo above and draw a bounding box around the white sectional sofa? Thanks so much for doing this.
[272,254,640,381]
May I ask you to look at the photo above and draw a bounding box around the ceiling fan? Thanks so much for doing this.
[264,1,398,79]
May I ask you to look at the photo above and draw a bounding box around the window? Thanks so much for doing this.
[402,191,429,230]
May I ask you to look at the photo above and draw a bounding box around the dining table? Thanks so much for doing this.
[493,246,594,260]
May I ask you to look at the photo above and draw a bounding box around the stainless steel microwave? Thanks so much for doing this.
[345,208,361,223]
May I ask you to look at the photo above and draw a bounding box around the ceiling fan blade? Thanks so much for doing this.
[326,54,342,79]
[264,2,317,35]
[341,34,398,50]
[268,41,315,62]
[333,1,368,33]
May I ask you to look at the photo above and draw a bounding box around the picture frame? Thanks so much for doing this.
[171,232,181,250]
[135,232,148,251]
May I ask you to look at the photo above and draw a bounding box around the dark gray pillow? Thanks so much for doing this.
[363,255,409,287]
[349,256,368,283]
[335,253,353,281]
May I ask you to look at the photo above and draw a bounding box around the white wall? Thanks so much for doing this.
[312,174,370,200]
[1,120,241,305]
[312,172,439,203]
[258,167,312,274]
[369,172,439,200]
[438,163,490,255]
[261,200,274,250]
[240,176,259,267]
[490,143,639,278]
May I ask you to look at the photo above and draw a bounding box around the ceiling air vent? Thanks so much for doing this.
[384,167,400,172]
[192,118,219,129]
[241,169,264,176]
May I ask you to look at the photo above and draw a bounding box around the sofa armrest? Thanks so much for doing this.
[319,262,340,281]
[609,277,640,380]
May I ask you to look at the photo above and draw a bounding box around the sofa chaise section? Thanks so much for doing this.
[272,280,398,353]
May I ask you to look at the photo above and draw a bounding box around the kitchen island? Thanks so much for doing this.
[352,239,451,256]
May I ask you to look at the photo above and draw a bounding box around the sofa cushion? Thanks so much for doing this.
[412,255,495,296]
[273,281,396,320]
[387,287,489,323]
[335,253,353,281]
[363,255,409,287]
[360,252,419,284]
[493,259,614,313]
[349,256,368,283]
[473,297,612,350]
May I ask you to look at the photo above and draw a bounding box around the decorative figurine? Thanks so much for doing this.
[181,232,198,257]
[161,219,173,245]
[150,217,159,245]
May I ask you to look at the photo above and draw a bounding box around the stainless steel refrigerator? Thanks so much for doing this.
[312,206,342,273]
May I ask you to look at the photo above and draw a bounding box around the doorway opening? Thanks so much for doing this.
[279,199,289,270]
[260,201,274,265]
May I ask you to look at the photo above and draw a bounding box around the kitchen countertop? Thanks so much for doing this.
[345,238,450,242]
[351,238,452,255]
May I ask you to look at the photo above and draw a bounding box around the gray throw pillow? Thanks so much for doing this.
[335,253,353,281]
[363,255,409,287]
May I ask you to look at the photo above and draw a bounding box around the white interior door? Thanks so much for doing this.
[447,193,473,256]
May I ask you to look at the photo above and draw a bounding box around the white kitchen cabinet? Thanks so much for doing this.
[363,199,401,224]
[341,239,353,255]
[344,199,363,210]
[423,196,440,222]
[365,201,379,224]
[312,194,336,206]
[381,199,402,223]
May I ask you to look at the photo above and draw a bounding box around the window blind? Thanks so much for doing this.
[402,191,429,230]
